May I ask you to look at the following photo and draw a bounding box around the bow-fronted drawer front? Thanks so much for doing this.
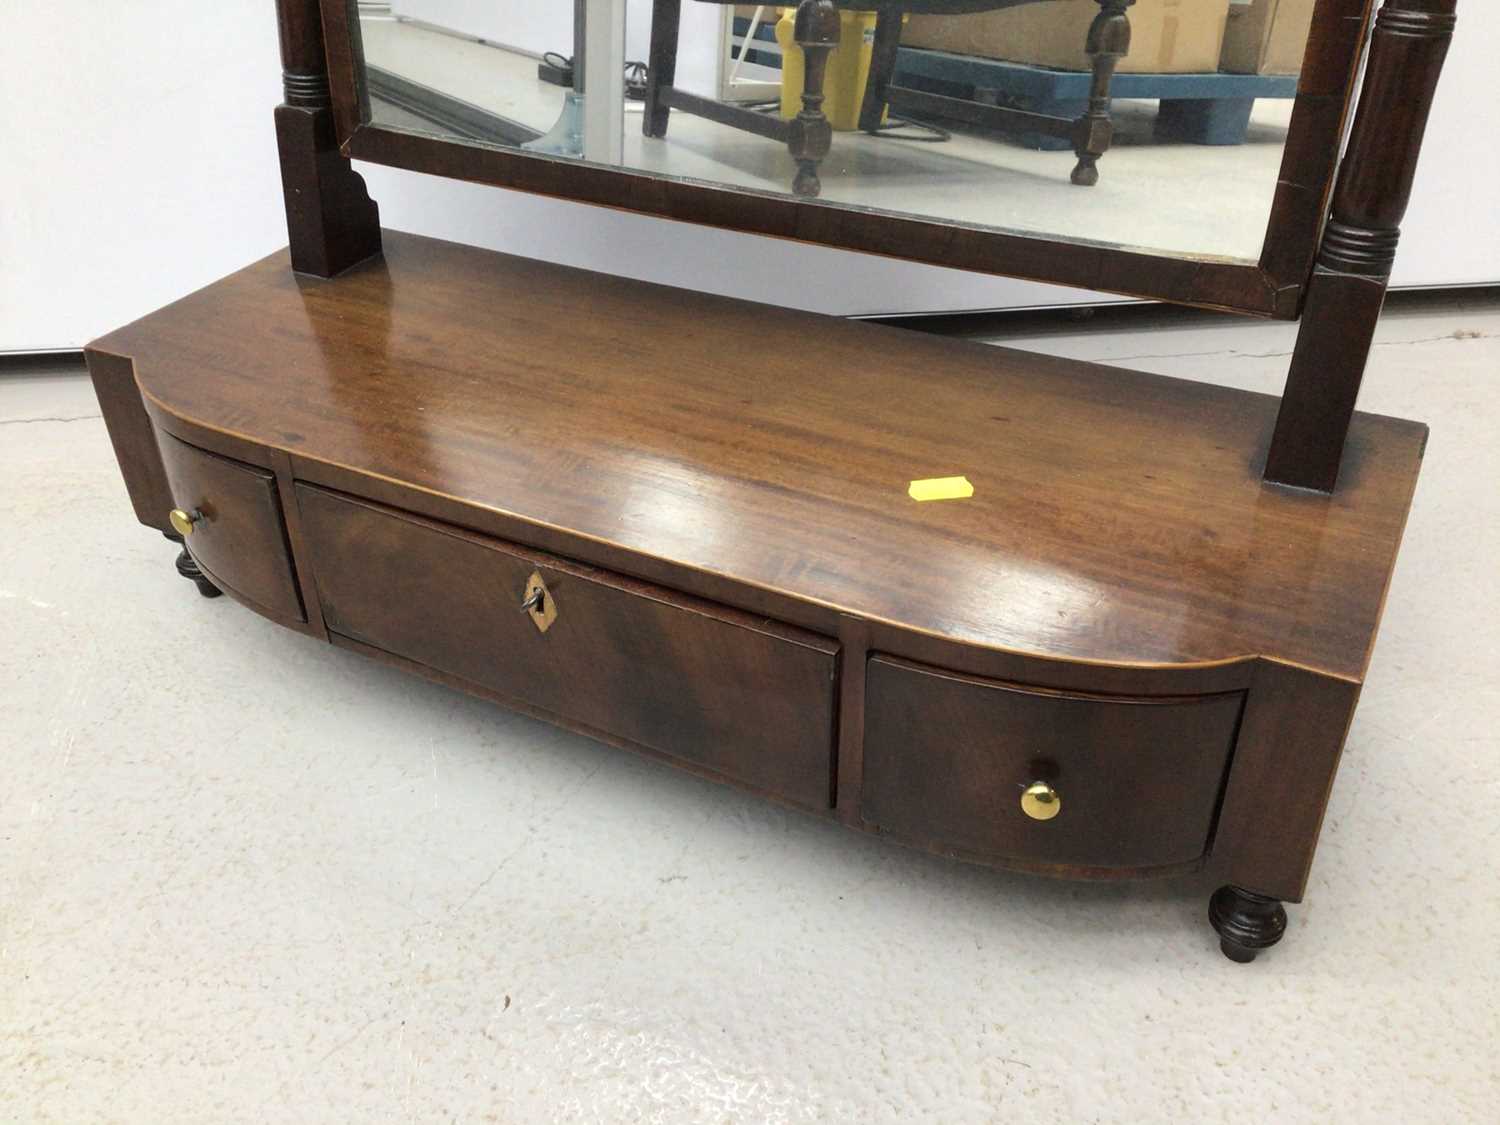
[156,432,304,622]
[862,655,1244,871]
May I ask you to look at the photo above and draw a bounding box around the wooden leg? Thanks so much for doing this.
[1070,0,1132,187]
[164,531,222,599]
[1208,885,1287,963]
[1263,0,1456,491]
[789,1,840,197]
[643,0,681,138]
[858,8,903,133]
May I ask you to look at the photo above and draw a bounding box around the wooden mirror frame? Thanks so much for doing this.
[274,0,1456,492]
[313,0,1383,320]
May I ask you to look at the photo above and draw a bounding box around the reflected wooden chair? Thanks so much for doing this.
[643,1,1134,197]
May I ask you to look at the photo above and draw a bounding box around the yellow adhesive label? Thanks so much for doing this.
[908,476,974,502]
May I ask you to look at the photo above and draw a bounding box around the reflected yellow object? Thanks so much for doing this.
[775,9,890,132]
[908,476,974,502]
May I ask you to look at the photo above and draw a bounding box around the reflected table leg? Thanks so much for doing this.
[644,0,682,138]
[788,0,841,197]
[1071,0,1133,186]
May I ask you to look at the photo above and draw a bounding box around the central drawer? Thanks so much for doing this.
[294,485,839,809]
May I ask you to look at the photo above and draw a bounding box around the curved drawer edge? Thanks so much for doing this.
[859,654,1246,876]
[136,397,1320,699]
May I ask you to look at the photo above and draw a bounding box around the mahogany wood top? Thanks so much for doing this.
[94,232,1425,682]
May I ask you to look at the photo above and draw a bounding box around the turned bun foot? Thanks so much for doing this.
[1209,885,1287,963]
[164,530,222,599]
[1070,158,1100,187]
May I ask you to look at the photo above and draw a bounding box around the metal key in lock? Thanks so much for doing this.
[520,570,557,633]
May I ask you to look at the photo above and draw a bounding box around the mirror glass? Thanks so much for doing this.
[358,1,1314,263]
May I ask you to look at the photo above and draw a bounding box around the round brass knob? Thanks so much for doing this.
[168,507,203,537]
[1020,781,1061,821]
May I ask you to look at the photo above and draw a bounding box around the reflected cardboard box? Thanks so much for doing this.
[903,0,1231,75]
[1220,0,1315,75]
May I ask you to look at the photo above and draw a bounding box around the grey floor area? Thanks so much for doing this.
[3,290,1498,1122]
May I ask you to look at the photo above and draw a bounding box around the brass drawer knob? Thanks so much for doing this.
[1021,780,1061,821]
[168,507,205,537]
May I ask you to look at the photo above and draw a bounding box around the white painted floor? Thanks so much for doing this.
[3,291,1498,1122]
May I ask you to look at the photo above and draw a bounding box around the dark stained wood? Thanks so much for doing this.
[1209,660,1363,901]
[295,485,840,810]
[71,1,1453,954]
[1255,0,1374,300]
[787,1,839,197]
[1265,0,1457,491]
[327,628,831,819]
[883,86,1074,139]
[1208,885,1288,963]
[832,616,871,823]
[276,0,381,277]
[862,656,1243,870]
[661,87,792,142]
[340,123,1288,314]
[97,232,1426,686]
[643,0,681,138]
[156,433,306,624]
[858,7,904,133]
[1328,3,1458,230]
[85,348,173,534]
[164,530,224,599]
[87,230,1435,904]
[1266,267,1388,490]
[1069,0,1132,187]
[271,448,330,642]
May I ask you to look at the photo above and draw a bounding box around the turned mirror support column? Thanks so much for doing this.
[1070,0,1133,187]
[1264,0,1456,492]
[789,1,840,198]
[274,0,381,277]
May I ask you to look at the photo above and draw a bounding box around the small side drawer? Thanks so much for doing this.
[156,432,304,622]
[295,485,840,809]
[862,656,1242,870]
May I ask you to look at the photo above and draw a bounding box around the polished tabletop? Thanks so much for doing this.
[97,232,1426,681]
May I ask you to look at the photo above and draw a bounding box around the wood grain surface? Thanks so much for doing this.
[296,485,840,810]
[95,231,1425,683]
[157,433,306,624]
[863,655,1243,869]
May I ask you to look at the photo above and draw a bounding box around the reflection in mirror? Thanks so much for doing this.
[358,1,1314,262]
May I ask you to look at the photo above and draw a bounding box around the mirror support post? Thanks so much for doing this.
[1264,0,1456,493]
[274,0,382,277]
